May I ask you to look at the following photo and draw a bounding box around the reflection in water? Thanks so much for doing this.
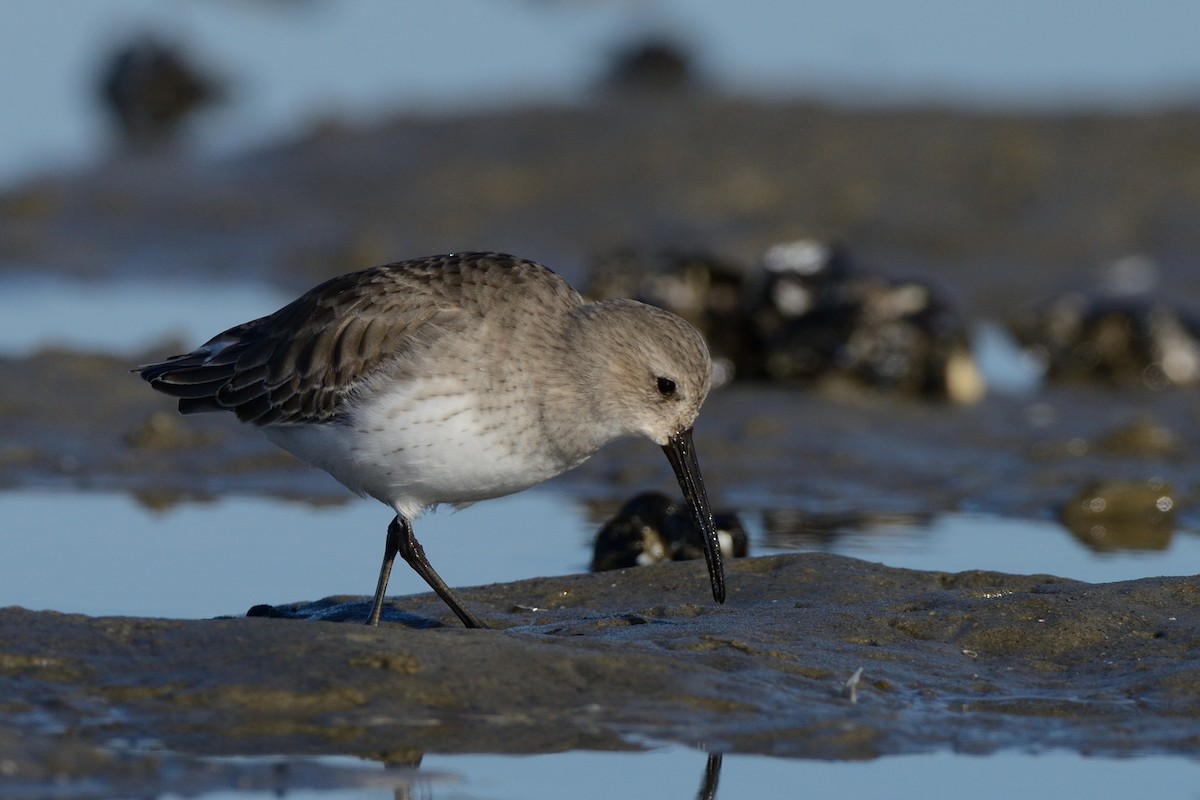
[759,509,930,550]
[376,750,425,800]
[696,753,723,800]
[748,507,1200,583]
[43,753,429,799]
[373,749,724,800]
[1059,478,1177,552]
[191,747,1200,800]
[6,490,1200,622]
[1063,523,1172,552]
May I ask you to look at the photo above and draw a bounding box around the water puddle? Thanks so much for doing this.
[412,748,1200,800]
[25,746,1200,800]
[0,489,588,619]
[3,488,1198,620]
[0,272,291,358]
[5,490,1199,797]
[4,0,1198,184]
[759,511,1200,584]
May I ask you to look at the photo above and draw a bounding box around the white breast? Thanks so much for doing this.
[264,376,579,520]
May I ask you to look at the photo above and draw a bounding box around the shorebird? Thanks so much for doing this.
[138,252,725,627]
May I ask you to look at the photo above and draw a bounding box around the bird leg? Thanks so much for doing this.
[368,515,488,629]
[366,519,400,626]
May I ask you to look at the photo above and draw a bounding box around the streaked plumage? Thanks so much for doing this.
[139,252,725,627]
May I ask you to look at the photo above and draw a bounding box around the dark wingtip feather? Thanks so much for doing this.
[137,351,209,381]
[178,397,224,415]
[137,349,240,410]
[136,359,180,384]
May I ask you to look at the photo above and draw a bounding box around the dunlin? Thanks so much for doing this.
[138,252,724,627]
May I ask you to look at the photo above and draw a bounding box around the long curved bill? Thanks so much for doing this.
[662,427,726,604]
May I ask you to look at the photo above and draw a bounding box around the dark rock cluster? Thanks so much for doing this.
[1011,292,1200,390]
[99,36,222,146]
[591,491,748,573]
[586,239,984,403]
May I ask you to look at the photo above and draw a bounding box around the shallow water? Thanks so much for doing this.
[172,748,1200,800]
[4,488,1197,621]
[0,489,587,619]
[0,272,291,358]
[5,0,1200,184]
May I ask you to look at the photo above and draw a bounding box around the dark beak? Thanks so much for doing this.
[662,427,726,604]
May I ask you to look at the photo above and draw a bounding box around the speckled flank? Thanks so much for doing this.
[138,251,724,626]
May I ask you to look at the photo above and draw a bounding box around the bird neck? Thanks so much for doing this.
[556,302,647,445]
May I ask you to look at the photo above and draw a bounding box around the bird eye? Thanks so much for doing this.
[656,376,677,396]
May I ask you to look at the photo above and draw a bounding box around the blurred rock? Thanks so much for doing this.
[1011,293,1200,389]
[748,240,985,402]
[587,239,983,402]
[1059,478,1177,552]
[1094,415,1179,458]
[99,36,222,146]
[600,36,697,94]
[744,240,855,382]
[591,491,747,572]
[591,491,675,571]
[665,508,748,564]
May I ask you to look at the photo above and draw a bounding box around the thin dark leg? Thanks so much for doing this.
[392,516,488,629]
[366,518,402,626]
[696,753,722,800]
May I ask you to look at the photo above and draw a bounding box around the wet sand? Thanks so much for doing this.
[3,97,1200,789]
[2,554,1198,780]
[5,98,1200,314]
[4,349,1198,527]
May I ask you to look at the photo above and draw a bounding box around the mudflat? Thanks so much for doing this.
[3,98,1200,790]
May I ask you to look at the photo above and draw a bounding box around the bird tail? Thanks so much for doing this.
[135,322,258,414]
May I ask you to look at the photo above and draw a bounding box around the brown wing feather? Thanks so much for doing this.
[137,252,562,425]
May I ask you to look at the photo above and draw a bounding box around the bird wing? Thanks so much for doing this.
[137,258,484,425]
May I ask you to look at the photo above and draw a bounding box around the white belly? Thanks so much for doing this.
[263,383,579,519]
